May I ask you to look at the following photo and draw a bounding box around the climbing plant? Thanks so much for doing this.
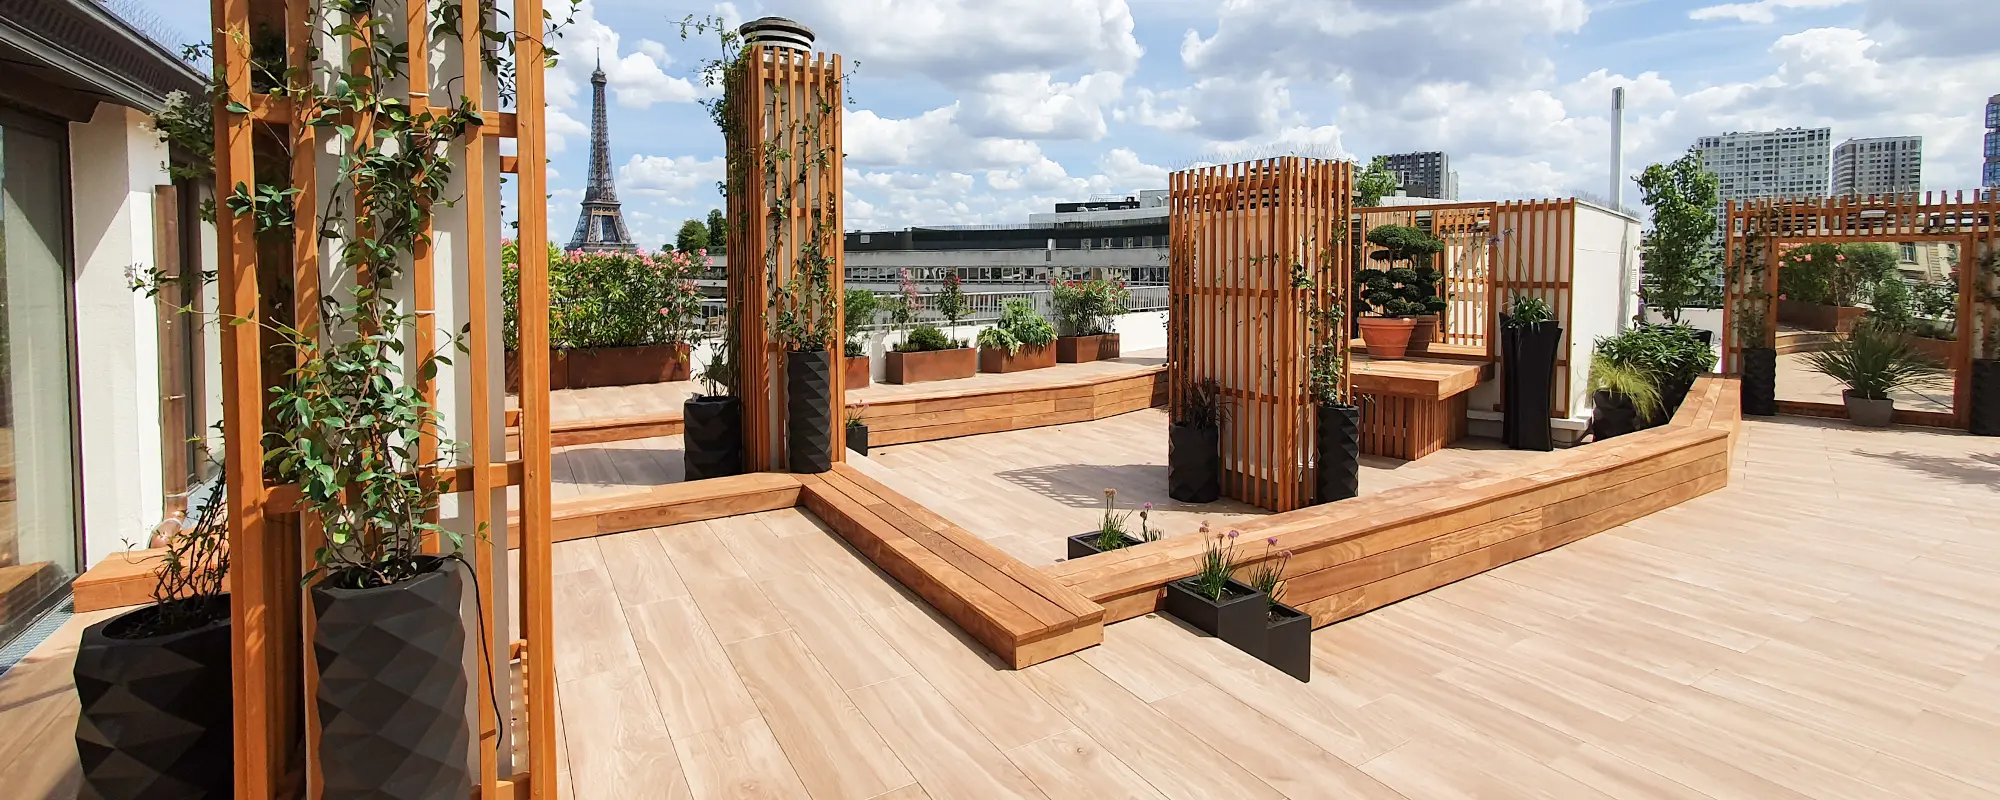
[1290,232,1351,408]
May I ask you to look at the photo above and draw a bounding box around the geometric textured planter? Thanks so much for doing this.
[787,350,835,474]
[978,343,1056,374]
[1973,359,2000,436]
[1167,423,1221,503]
[1163,578,1265,658]
[1655,375,1698,428]
[1055,334,1120,363]
[1740,346,1778,416]
[75,598,234,800]
[884,348,977,384]
[1065,531,1141,561]
[1251,602,1312,682]
[1314,403,1360,504]
[1500,317,1561,451]
[311,558,471,800]
[684,396,744,482]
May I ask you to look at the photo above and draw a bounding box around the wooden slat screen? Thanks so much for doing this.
[1492,199,1577,418]
[1169,158,1352,513]
[1355,202,1496,354]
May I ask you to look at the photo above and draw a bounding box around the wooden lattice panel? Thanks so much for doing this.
[1492,199,1578,418]
[1169,158,1352,512]
[1356,202,1496,354]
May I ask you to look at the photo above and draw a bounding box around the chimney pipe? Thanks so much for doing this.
[1610,86,1626,211]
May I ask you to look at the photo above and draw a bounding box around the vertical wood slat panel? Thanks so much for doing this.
[456,0,500,790]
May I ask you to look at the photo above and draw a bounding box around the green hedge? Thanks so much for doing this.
[502,241,707,351]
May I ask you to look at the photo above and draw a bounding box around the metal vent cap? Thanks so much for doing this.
[739,17,815,51]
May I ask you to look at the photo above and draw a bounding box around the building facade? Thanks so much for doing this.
[1380,151,1458,201]
[1694,127,1832,202]
[1832,136,1922,197]
[1985,94,1999,188]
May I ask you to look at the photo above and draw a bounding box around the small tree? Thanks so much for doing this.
[676,218,709,253]
[705,208,728,254]
[935,272,972,344]
[1356,156,1401,208]
[1636,149,1721,323]
[843,288,880,357]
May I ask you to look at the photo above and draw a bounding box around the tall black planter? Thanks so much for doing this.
[312,558,470,800]
[1500,316,1561,451]
[787,350,835,474]
[75,598,234,799]
[1315,403,1360,504]
[1972,359,2000,436]
[1741,346,1778,417]
[1167,423,1221,503]
[684,395,743,481]
[1590,390,1639,441]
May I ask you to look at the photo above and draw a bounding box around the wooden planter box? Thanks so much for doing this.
[1776,300,1867,334]
[505,342,691,392]
[978,343,1056,374]
[1910,336,1954,363]
[884,347,976,384]
[1056,334,1120,363]
[845,355,870,389]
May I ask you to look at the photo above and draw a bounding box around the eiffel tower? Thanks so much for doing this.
[567,57,636,252]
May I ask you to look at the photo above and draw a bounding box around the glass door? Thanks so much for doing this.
[0,118,81,650]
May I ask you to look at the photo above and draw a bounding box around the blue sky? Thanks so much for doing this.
[139,0,2000,248]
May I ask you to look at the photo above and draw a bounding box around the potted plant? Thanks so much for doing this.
[1735,236,1778,417]
[1358,224,1447,358]
[886,325,975,384]
[1244,538,1309,681]
[1500,294,1562,451]
[75,468,233,798]
[1051,276,1131,362]
[502,245,707,390]
[844,288,880,389]
[774,226,840,474]
[268,288,475,797]
[1066,489,1162,559]
[1973,251,1999,436]
[1591,323,1715,427]
[1585,357,1660,441]
[1163,526,1264,655]
[1168,379,1226,503]
[685,344,744,480]
[1293,259,1360,503]
[846,403,870,457]
[976,297,1058,373]
[1801,321,1945,428]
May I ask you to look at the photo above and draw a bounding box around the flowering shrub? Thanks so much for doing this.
[503,240,708,351]
[1050,276,1131,336]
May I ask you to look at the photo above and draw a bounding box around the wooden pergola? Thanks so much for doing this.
[1723,192,1999,429]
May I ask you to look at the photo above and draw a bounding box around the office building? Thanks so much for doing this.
[1985,94,1999,188]
[1380,151,1458,201]
[1693,127,1832,202]
[1832,136,1922,197]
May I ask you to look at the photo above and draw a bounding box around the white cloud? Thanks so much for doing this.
[1689,0,1861,25]
[765,0,1142,84]
[958,71,1126,140]
[618,154,725,199]
[844,105,1046,170]
[1123,76,1294,141]
[545,0,701,112]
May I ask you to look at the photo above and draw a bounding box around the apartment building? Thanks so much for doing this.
[1694,127,1832,202]
[1832,136,1922,197]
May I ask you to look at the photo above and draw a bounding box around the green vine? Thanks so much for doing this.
[1729,209,1776,350]
[1290,231,1351,408]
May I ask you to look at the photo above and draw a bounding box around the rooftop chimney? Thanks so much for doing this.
[1610,86,1626,211]
[738,17,815,51]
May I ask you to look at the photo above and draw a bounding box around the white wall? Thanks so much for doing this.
[69,103,170,566]
[1569,202,1643,420]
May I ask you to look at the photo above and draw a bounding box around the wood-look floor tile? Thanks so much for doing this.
[726,631,913,800]
[560,667,693,799]
[1002,728,1168,800]
[848,674,1049,800]
[626,598,761,736]
[672,718,811,800]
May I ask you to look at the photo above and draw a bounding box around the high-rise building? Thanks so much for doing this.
[1984,94,1999,188]
[1693,127,1832,202]
[1379,151,1457,201]
[567,59,637,252]
[1832,136,1922,197]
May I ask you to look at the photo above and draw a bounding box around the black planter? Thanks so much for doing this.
[788,350,835,474]
[1163,578,1265,656]
[846,423,870,456]
[1655,375,1698,427]
[75,597,234,799]
[1167,423,1221,503]
[684,395,744,481]
[1741,346,1778,417]
[1251,602,1312,682]
[1066,531,1143,560]
[1315,403,1361,504]
[1973,360,2000,437]
[1500,317,1562,451]
[1590,390,1640,441]
[312,557,471,800]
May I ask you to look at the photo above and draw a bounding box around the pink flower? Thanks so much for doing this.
[1266,537,1278,546]
[1227,530,1239,539]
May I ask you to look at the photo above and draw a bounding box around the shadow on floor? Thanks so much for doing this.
[990,462,1272,516]
[552,444,685,487]
[1854,449,2000,492]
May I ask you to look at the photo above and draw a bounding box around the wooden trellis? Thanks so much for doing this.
[211,0,554,795]
[1492,199,1579,418]
[725,45,846,471]
[1356,202,1495,354]
[1169,158,1352,513]
[1724,192,1999,429]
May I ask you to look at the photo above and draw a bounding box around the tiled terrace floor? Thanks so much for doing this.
[1776,351,1955,414]
[5,415,1997,798]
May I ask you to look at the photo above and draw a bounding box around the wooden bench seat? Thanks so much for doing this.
[798,464,1105,668]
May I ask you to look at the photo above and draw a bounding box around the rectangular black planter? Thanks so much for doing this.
[1066,531,1142,560]
[1500,317,1561,451]
[1252,602,1312,682]
[1167,423,1220,503]
[846,423,870,456]
[1315,403,1360,504]
[1163,578,1265,656]
[1972,359,1999,437]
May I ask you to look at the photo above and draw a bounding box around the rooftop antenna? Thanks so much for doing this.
[1610,86,1626,211]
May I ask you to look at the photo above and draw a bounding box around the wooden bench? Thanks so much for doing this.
[798,464,1105,668]
[1351,357,1491,460]
[853,367,1166,447]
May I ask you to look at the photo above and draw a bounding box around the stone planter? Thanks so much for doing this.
[1167,423,1221,503]
[1056,334,1120,363]
[787,350,835,474]
[979,342,1056,374]
[845,355,871,389]
[1842,390,1894,428]
[75,597,234,799]
[1357,317,1416,359]
[885,347,977,384]
[505,342,691,392]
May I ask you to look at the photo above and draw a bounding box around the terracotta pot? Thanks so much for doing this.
[978,342,1056,374]
[1056,334,1121,363]
[884,347,977,384]
[844,355,871,389]
[1357,317,1417,359]
[1408,315,1439,350]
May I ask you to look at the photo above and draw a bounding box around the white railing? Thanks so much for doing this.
[699,286,1168,329]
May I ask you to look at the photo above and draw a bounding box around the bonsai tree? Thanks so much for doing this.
[1358,224,1447,318]
[1636,149,1721,323]
[843,288,881,357]
[975,297,1056,354]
